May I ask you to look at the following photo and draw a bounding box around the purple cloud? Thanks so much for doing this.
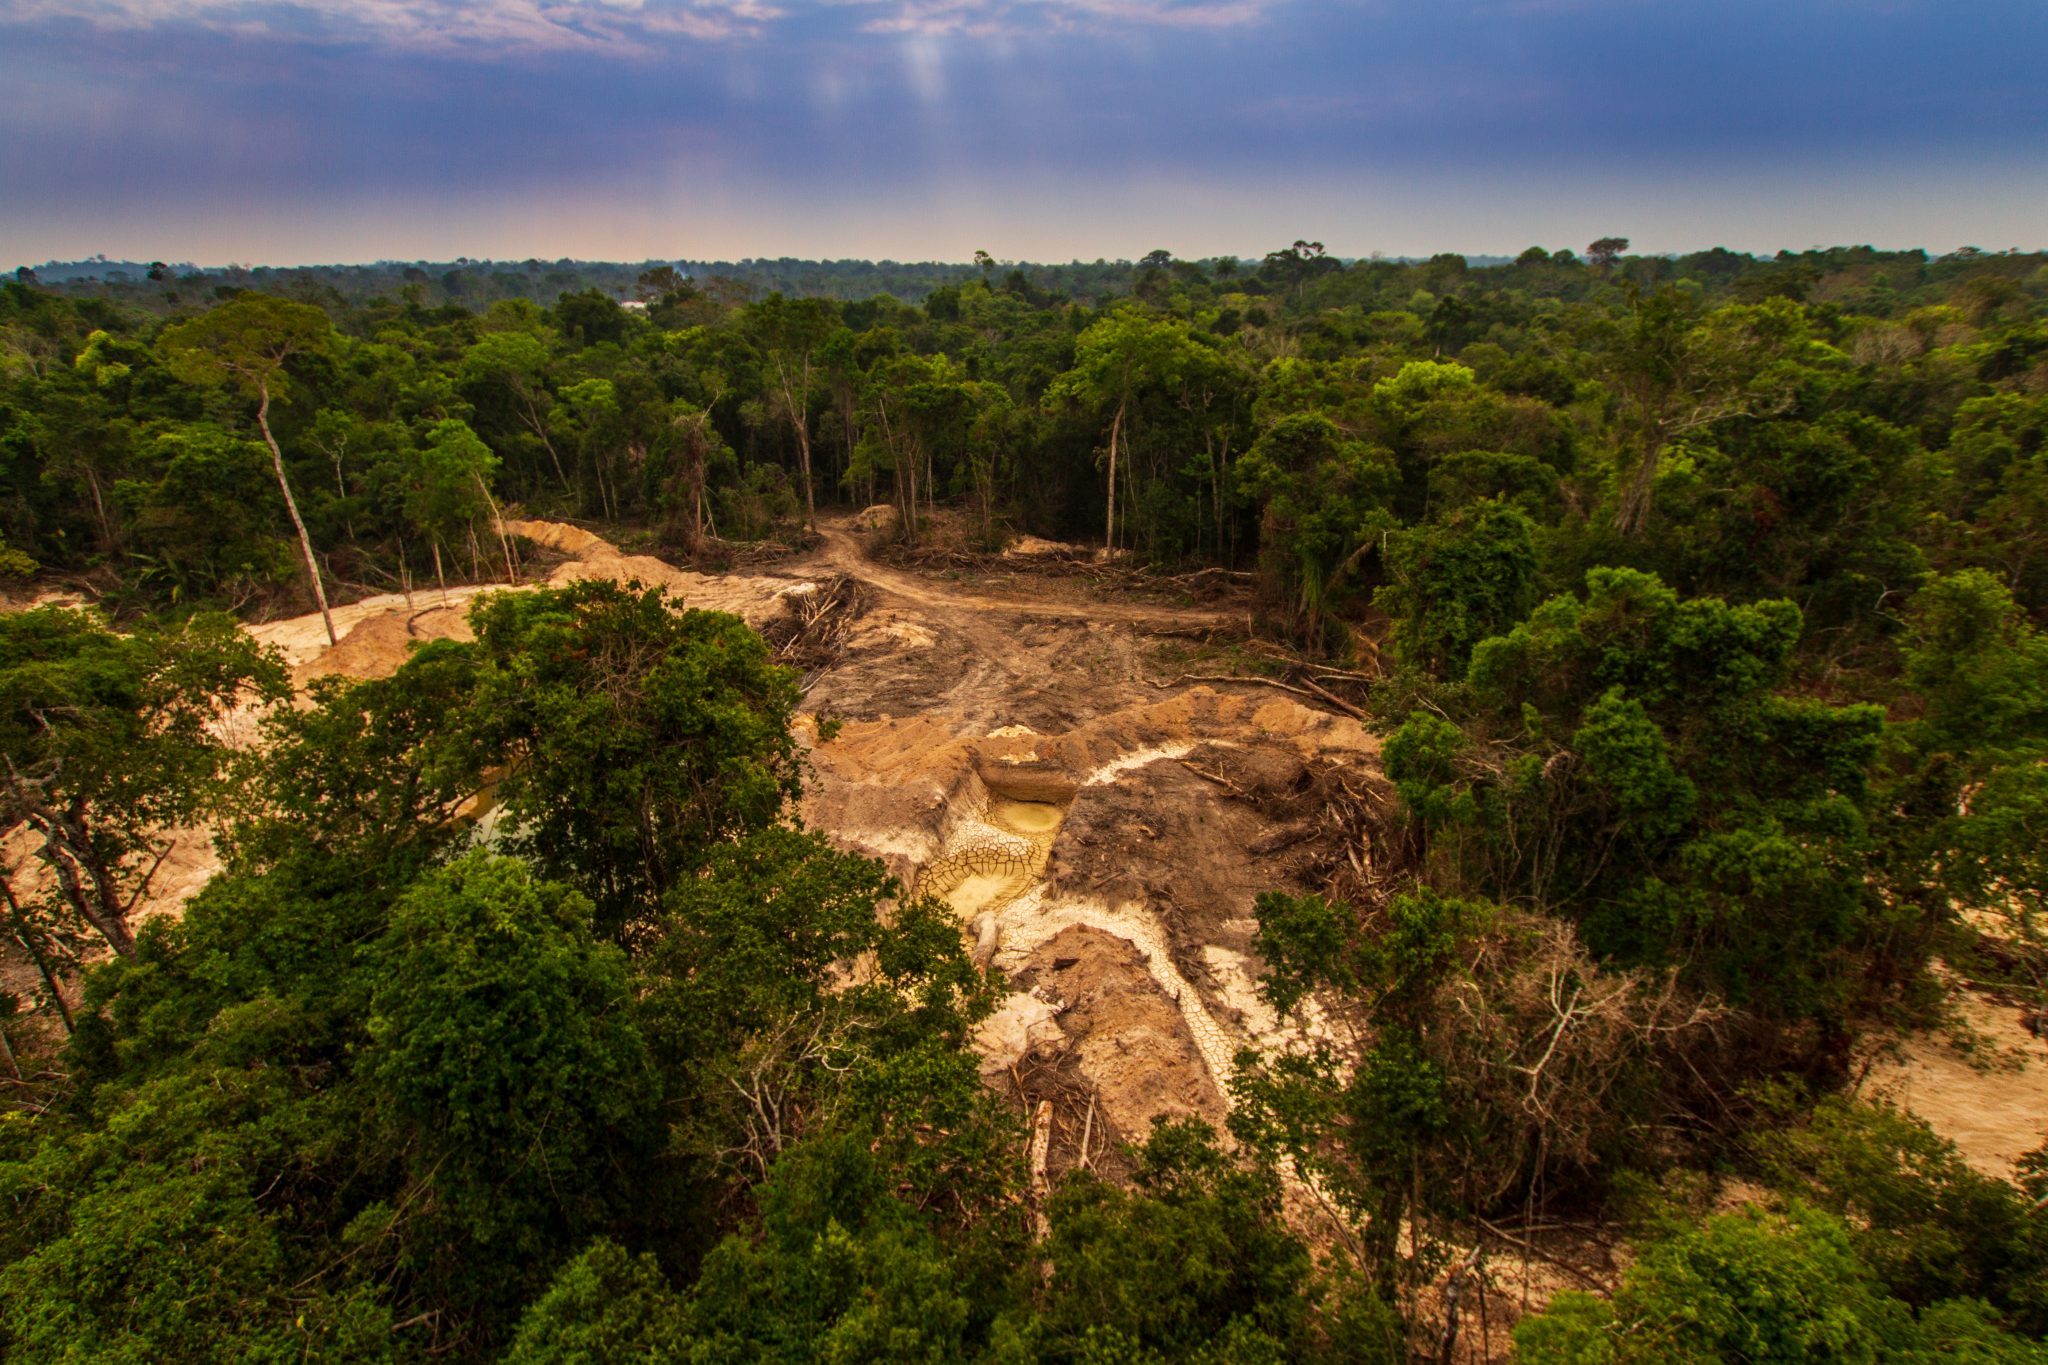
[0,0,781,53]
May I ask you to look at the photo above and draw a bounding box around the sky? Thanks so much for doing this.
[2,0,2044,268]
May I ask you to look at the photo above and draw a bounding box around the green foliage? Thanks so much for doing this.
[1384,567,1886,1022]
[1515,1204,2048,1364]
[9,245,2048,1362]
[124,424,297,596]
[365,855,658,1301]
[404,417,500,555]
[234,638,486,866]
[503,1239,688,1364]
[1876,570,2048,988]
[1379,497,1539,676]
[644,826,1010,1211]
[0,588,986,1361]
[1234,890,1491,1268]
[1234,877,1716,1288]
[1747,1092,2048,1327]
[0,606,287,955]
[465,579,804,936]
[680,1133,986,1363]
[998,1119,1400,1365]
[1235,411,1397,651]
[159,295,336,404]
[0,1152,394,1364]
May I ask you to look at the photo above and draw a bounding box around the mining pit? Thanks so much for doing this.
[225,513,1384,1175]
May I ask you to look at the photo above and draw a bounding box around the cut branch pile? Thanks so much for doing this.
[761,575,867,690]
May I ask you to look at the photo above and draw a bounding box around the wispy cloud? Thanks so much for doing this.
[841,0,1277,39]
[0,0,783,53]
[0,0,1277,52]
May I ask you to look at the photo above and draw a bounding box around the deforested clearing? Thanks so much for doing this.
[4,246,2047,1363]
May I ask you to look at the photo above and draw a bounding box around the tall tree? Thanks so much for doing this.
[744,294,838,529]
[1048,308,1213,553]
[161,296,342,644]
[460,331,570,491]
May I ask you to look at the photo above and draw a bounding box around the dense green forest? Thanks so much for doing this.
[3,239,2048,1360]
[16,254,1158,310]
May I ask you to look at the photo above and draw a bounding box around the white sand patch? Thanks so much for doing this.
[1080,743,1194,787]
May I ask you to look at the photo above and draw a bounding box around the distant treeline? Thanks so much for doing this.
[16,241,2041,313]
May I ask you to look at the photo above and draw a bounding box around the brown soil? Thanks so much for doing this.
[794,509,1379,1147]
[1014,922,1228,1145]
[237,514,1365,1149]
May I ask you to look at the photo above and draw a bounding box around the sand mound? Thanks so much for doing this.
[1005,535,1083,558]
[1017,922,1227,1140]
[248,585,497,671]
[853,504,899,534]
[286,602,475,688]
[501,519,615,559]
[256,520,810,691]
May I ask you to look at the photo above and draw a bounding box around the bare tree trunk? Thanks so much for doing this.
[517,385,572,491]
[1105,399,1124,552]
[256,381,337,646]
[4,760,137,961]
[432,539,448,605]
[776,358,817,530]
[876,399,915,544]
[83,466,115,555]
[474,473,518,582]
[1616,437,1661,537]
[33,823,133,958]
[1210,431,1231,563]
[1026,1098,1055,1241]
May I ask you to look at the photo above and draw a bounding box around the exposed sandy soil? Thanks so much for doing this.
[242,513,1372,1157]
[191,515,1368,1167]
[792,513,1379,1159]
[344,517,2048,1193]
[1861,983,2048,1179]
[245,519,807,687]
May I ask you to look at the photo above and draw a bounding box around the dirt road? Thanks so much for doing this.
[805,520,1247,634]
[790,519,1263,737]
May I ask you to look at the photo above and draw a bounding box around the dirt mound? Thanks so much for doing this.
[1046,756,1308,1007]
[1005,535,1084,558]
[286,602,475,688]
[803,688,1372,880]
[1015,923,1227,1142]
[259,521,811,690]
[801,684,1378,1142]
[852,504,899,535]
[501,519,615,559]
[13,516,1377,1129]
[530,535,801,624]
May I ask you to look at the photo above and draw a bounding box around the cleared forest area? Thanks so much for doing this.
[3,244,2047,1361]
